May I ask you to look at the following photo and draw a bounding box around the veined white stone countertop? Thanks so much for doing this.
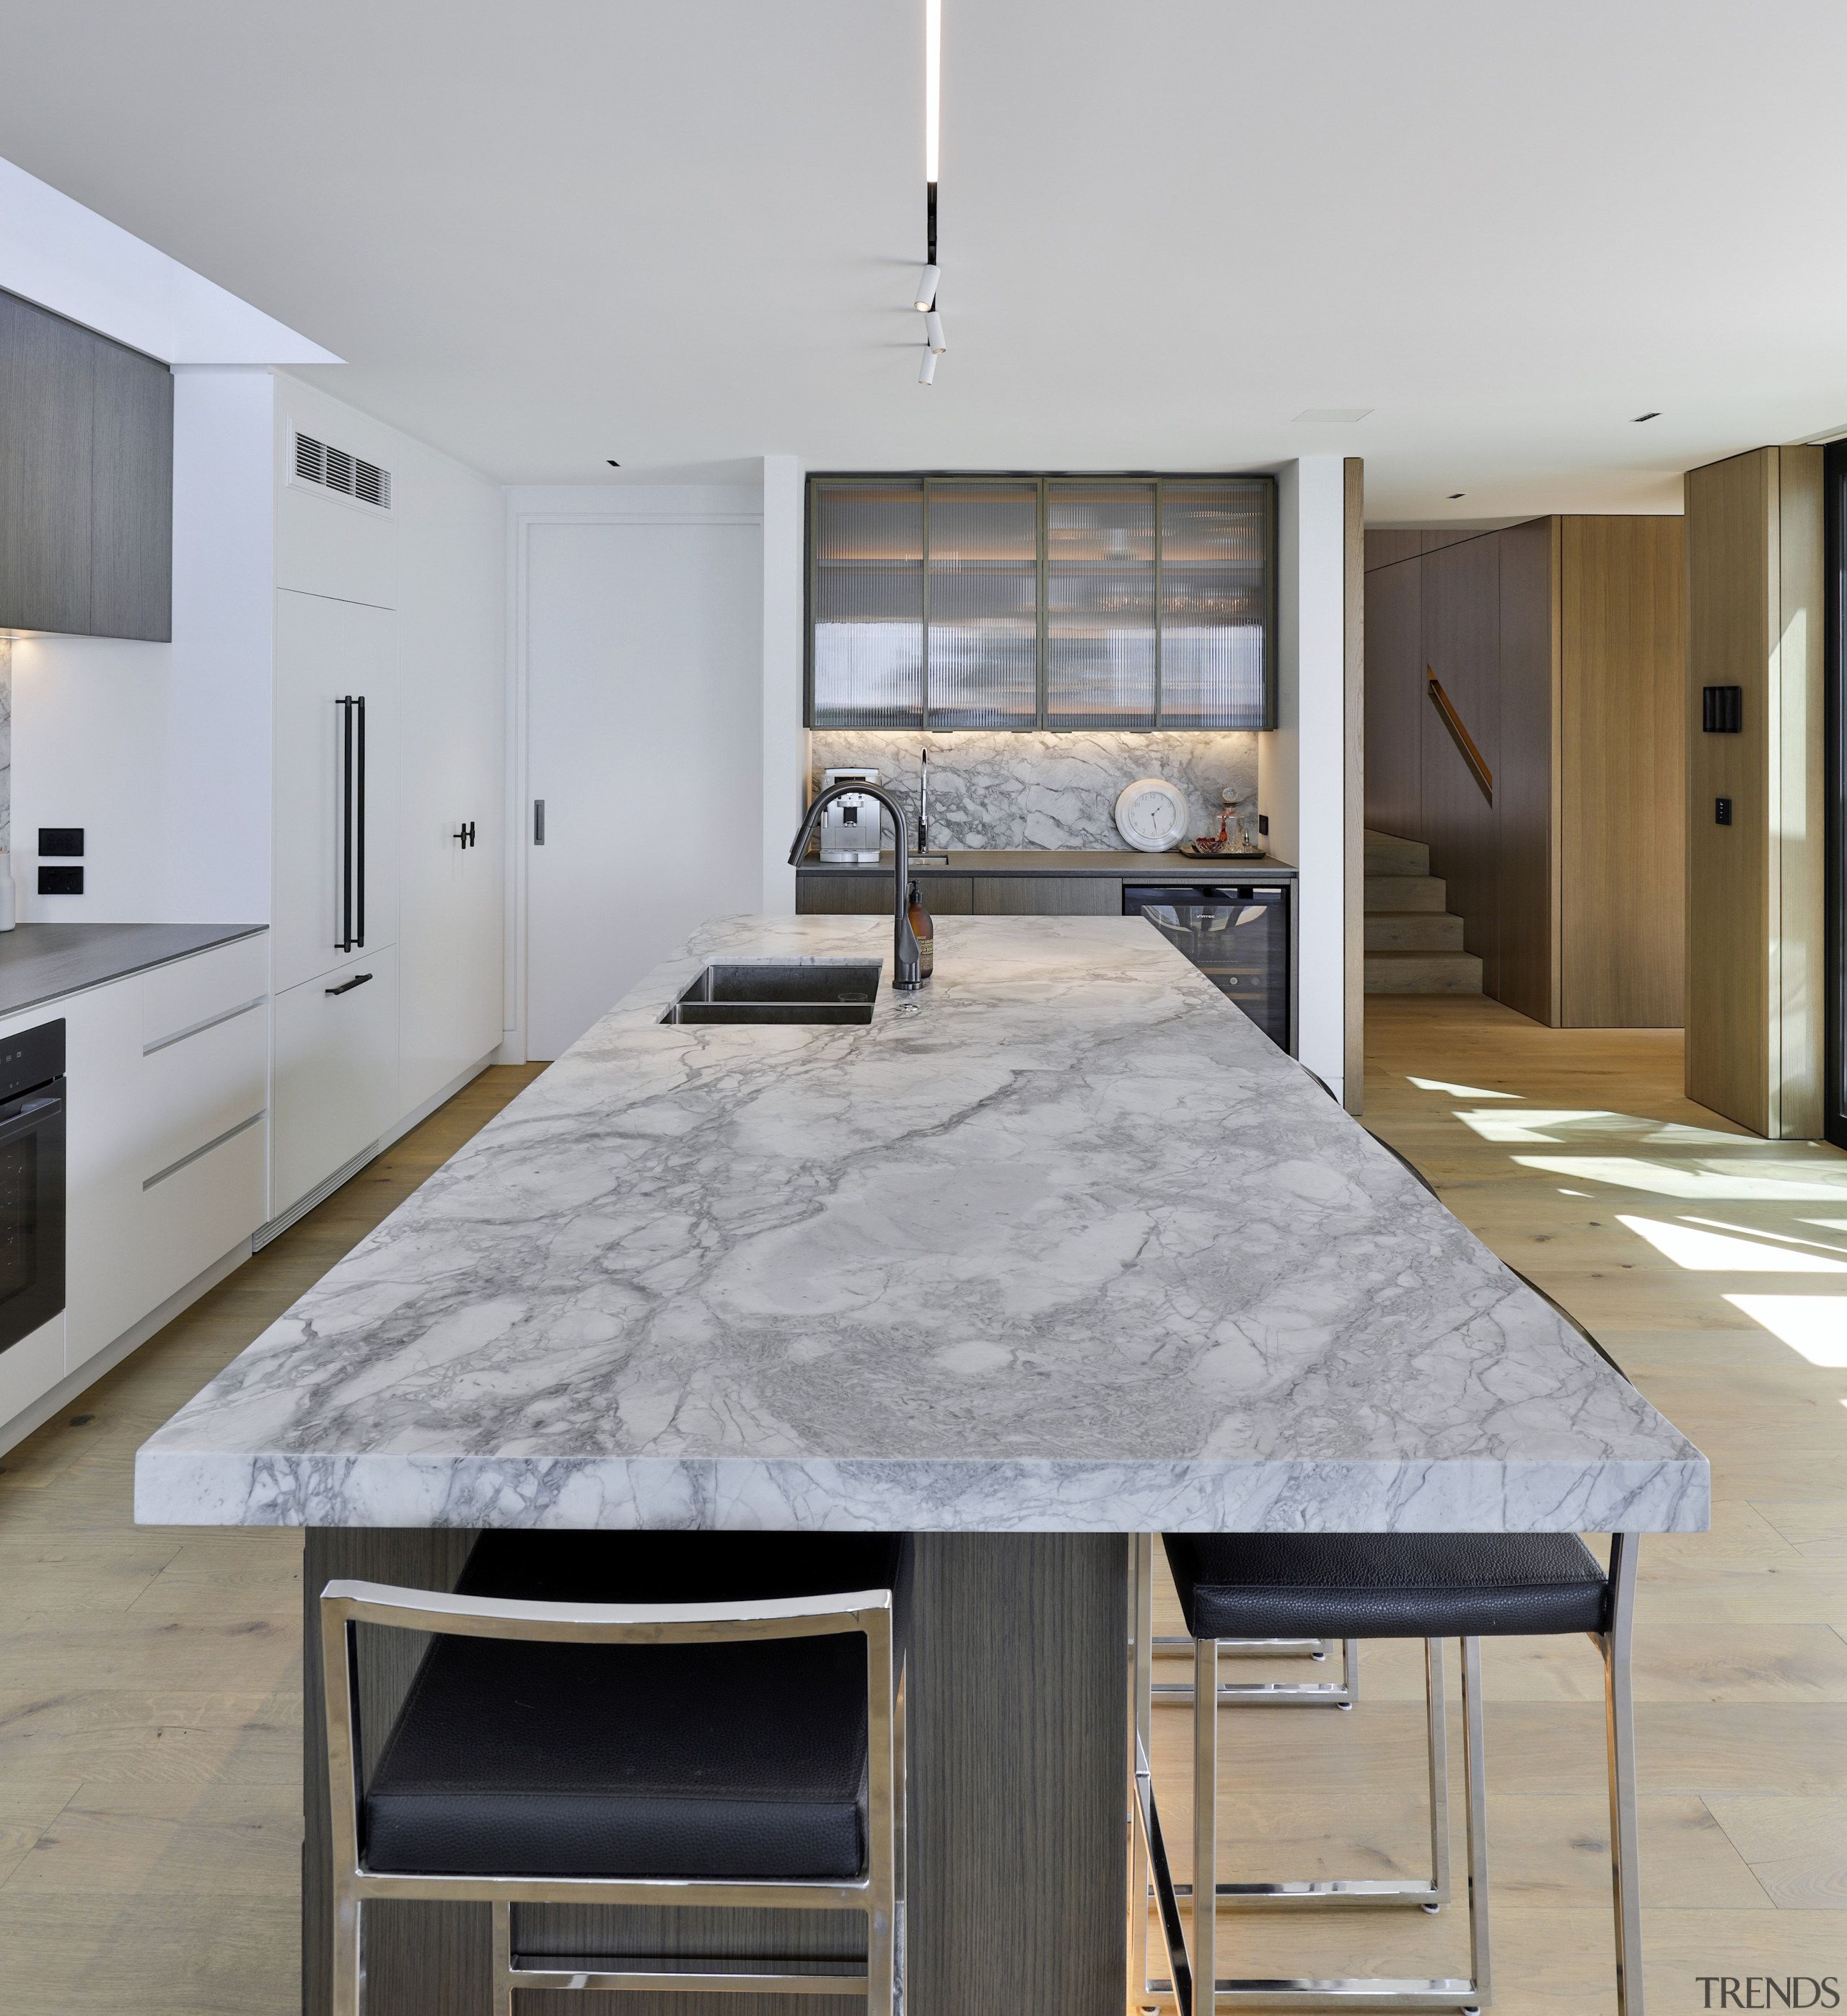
[135,915,1708,1535]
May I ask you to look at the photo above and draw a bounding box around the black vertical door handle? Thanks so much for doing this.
[338,696,354,952]
[355,694,367,949]
[534,799,546,846]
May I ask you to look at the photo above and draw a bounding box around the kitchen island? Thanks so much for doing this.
[136,914,1706,2015]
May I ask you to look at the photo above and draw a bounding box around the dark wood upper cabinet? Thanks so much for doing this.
[0,289,172,641]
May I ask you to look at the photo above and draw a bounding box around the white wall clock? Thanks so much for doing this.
[1114,777,1188,852]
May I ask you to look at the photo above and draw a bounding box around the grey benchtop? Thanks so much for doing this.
[801,848,1295,880]
[135,913,1706,1536]
[0,921,266,1021]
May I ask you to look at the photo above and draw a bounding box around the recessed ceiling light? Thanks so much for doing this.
[1632,412,1660,423]
[1448,493,1465,500]
[1293,408,1372,423]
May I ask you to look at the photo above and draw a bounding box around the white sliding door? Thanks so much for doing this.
[525,518,763,1059]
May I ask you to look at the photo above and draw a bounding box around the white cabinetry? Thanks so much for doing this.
[58,934,271,1380]
[273,587,400,994]
[273,947,398,1217]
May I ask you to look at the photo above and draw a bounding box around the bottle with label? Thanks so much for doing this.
[906,880,934,981]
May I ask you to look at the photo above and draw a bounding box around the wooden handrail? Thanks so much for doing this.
[1426,668,1493,804]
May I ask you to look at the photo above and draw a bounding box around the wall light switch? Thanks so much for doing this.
[1715,797,1732,826]
[38,827,83,857]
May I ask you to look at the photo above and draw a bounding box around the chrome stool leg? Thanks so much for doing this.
[1157,1636,1491,2013]
[491,1901,513,2016]
[1602,1534,1644,2016]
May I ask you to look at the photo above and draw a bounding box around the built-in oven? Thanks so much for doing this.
[1124,885,1292,1051]
[0,1020,66,1357]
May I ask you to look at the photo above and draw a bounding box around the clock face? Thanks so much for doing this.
[1115,778,1188,851]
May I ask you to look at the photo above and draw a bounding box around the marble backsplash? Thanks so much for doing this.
[810,731,1259,852]
[0,678,1242,866]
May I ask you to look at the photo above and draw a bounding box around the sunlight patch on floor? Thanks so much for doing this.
[1723,1294,1847,1367]
[1617,1215,1847,1274]
[1405,1076,1522,1099]
[1512,1155,1847,1201]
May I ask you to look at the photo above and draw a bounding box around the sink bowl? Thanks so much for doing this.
[660,959,882,1026]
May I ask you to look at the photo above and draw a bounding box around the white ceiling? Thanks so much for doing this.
[3,0,1846,519]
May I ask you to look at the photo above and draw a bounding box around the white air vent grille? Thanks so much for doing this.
[294,431,392,509]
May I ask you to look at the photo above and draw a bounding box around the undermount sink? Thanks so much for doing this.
[659,959,883,1026]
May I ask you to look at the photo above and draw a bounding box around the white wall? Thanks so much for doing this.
[760,455,807,912]
[1260,457,1347,1098]
[14,366,276,924]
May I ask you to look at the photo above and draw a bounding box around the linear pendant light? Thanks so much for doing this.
[916,0,942,384]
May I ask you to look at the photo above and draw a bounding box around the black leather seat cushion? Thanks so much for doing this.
[362,1531,911,1882]
[1162,1533,1609,1642]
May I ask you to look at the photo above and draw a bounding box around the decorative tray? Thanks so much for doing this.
[1176,841,1268,859]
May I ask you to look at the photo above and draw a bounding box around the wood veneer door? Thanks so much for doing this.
[1363,558,1421,841]
[970,875,1118,916]
[1560,517,1686,1027]
[1421,538,1501,996]
[0,290,94,634]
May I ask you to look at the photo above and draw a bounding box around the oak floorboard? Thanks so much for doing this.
[0,1064,544,2010]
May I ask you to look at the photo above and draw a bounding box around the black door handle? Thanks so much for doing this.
[453,821,475,848]
[325,973,373,996]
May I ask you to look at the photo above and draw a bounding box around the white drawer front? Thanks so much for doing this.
[139,1002,268,1184]
[140,934,270,1051]
[136,1110,267,1322]
[272,946,398,1217]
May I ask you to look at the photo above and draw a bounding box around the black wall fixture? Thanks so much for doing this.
[1702,685,1744,733]
[38,828,83,856]
[38,867,83,895]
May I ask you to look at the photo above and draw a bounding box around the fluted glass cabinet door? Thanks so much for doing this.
[1160,481,1270,729]
[1045,482,1157,729]
[926,481,1038,729]
[811,481,924,728]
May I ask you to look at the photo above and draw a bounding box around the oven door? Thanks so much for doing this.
[0,1078,66,1356]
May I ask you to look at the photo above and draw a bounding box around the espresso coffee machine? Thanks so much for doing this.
[817,768,885,862]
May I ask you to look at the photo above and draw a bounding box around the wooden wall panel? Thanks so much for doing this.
[1420,535,1502,996]
[1775,447,1825,1137]
[1560,517,1687,1027]
[1364,530,1422,571]
[1344,458,1365,1113]
[1362,555,1421,839]
[1685,450,1773,1131]
[1497,518,1558,1025]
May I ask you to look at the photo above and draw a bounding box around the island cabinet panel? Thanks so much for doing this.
[301,1529,1129,2016]
[970,875,1119,916]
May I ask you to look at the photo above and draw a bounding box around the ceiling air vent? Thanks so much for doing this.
[293,431,392,510]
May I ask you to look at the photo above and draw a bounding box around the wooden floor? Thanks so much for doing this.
[1139,999,1847,2015]
[2,1005,1844,2014]
[0,1064,545,2013]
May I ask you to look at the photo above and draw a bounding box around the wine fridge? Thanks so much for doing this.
[0,1019,66,1357]
[1124,884,1292,1051]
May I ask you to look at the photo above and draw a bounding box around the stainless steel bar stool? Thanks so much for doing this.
[1135,1529,1644,2016]
[1129,1538,1439,2011]
[319,1530,911,2013]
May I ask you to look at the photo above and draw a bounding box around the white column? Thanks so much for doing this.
[1260,457,1348,1099]
[760,455,807,912]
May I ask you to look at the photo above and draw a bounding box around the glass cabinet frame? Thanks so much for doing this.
[804,473,1276,733]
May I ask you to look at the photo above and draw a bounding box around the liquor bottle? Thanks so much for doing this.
[906,880,934,981]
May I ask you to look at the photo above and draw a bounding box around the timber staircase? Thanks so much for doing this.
[1364,830,1482,994]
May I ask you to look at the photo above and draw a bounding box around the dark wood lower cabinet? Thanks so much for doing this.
[797,873,1119,919]
[302,1529,1128,2016]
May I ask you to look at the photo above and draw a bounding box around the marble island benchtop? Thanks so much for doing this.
[135,913,1706,1535]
